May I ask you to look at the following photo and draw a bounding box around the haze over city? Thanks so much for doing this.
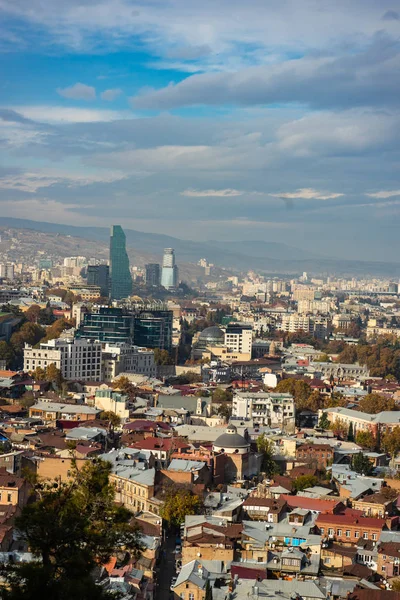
[1,0,400,262]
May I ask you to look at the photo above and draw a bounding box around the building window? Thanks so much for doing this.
[355,531,359,538]
[363,532,368,540]
[328,528,334,537]
[7,493,11,502]
[337,529,342,537]
[325,558,331,564]
[189,594,194,600]
[345,530,351,538]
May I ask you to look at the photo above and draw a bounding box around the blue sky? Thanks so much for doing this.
[1,0,400,262]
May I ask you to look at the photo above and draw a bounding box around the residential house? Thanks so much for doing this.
[315,513,387,543]
[295,443,334,469]
[242,497,286,522]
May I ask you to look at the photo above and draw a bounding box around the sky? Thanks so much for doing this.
[1,0,400,262]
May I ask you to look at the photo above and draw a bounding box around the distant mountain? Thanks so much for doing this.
[0,216,399,277]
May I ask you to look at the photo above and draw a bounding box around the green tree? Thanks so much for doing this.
[355,430,376,451]
[19,391,36,409]
[0,459,142,600]
[382,427,400,456]
[276,378,311,403]
[217,404,232,422]
[293,475,318,492]
[41,318,73,343]
[319,412,330,430]
[205,580,213,600]
[0,342,15,369]
[352,452,373,475]
[160,487,203,527]
[111,376,136,399]
[256,433,278,478]
[10,322,45,353]
[347,422,354,442]
[99,411,121,427]
[212,388,233,403]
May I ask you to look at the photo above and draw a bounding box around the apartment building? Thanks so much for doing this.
[102,342,156,381]
[319,407,400,436]
[295,444,334,469]
[315,513,386,543]
[232,391,295,432]
[94,388,130,420]
[24,338,102,381]
[280,314,330,339]
[223,323,253,355]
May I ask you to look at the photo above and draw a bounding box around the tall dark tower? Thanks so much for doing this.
[109,225,132,300]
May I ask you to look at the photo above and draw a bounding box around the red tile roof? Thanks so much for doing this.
[281,495,341,513]
[123,420,171,431]
[316,513,386,528]
[130,437,189,452]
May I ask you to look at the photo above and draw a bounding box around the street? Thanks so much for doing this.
[155,530,176,600]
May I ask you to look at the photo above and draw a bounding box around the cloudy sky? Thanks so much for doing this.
[1,0,400,262]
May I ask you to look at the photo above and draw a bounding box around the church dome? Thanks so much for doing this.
[199,326,224,343]
[213,425,250,453]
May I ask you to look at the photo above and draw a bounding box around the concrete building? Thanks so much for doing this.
[232,391,295,432]
[94,388,130,420]
[102,343,156,381]
[280,314,329,339]
[223,323,253,355]
[145,263,161,287]
[24,338,102,381]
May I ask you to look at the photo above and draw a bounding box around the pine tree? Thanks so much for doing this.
[205,580,213,600]
[348,422,354,442]
[319,412,330,430]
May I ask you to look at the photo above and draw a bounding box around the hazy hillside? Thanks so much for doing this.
[0,217,399,277]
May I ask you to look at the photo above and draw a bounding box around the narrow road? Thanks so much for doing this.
[155,530,176,600]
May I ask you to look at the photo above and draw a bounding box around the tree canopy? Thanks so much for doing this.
[0,459,142,600]
[358,393,398,414]
[352,452,373,475]
[293,475,318,492]
[160,487,203,527]
[256,433,278,478]
[355,430,376,451]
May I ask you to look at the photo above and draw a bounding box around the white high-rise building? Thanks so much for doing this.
[161,248,178,290]
[24,338,102,381]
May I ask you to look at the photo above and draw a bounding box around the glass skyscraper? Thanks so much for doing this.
[87,264,109,297]
[109,225,132,300]
[161,248,178,290]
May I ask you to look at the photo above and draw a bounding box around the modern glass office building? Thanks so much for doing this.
[133,309,173,351]
[145,263,161,287]
[87,264,110,297]
[76,307,133,344]
[161,248,178,290]
[109,225,132,300]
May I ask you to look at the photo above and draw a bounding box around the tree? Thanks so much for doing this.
[217,404,232,422]
[293,475,318,492]
[19,391,36,409]
[337,345,358,364]
[276,378,311,403]
[160,487,203,528]
[0,459,142,600]
[45,363,63,389]
[347,422,354,442]
[358,393,398,414]
[256,433,278,478]
[355,430,376,451]
[99,411,121,427]
[382,427,400,456]
[25,304,41,323]
[212,388,233,403]
[329,418,348,439]
[10,322,45,353]
[391,580,400,592]
[111,376,136,399]
[154,348,174,365]
[31,366,46,381]
[0,342,15,369]
[319,412,330,430]
[41,318,73,343]
[205,580,213,600]
[352,452,373,475]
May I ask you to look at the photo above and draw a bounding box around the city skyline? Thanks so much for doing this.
[0,1,400,262]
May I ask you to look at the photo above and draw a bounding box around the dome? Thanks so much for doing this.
[199,326,224,343]
[213,425,249,450]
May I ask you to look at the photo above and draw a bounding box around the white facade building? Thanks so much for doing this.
[223,324,253,355]
[24,338,102,381]
[102,343,156,381]
[232,391,295,432]
[161,248,178,290]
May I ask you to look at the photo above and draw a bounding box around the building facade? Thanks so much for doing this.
[145,263,161,287]
[77,307,133,344]
[24,338,102,381]
[109,225,132,300]
[161,248,178,290]
[133,308,173,351]
[232,391,295,432]
[87,264,110,297]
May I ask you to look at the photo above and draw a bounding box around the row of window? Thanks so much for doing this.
[320,527,378,541]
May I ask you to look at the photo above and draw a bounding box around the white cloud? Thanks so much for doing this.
[366,190,400,198]
[10,106,129,123]
[0,169,126,193]
[181,188,243,197]
[274,188,344,201]
[100,88,122,101]
[56,82,96,101]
